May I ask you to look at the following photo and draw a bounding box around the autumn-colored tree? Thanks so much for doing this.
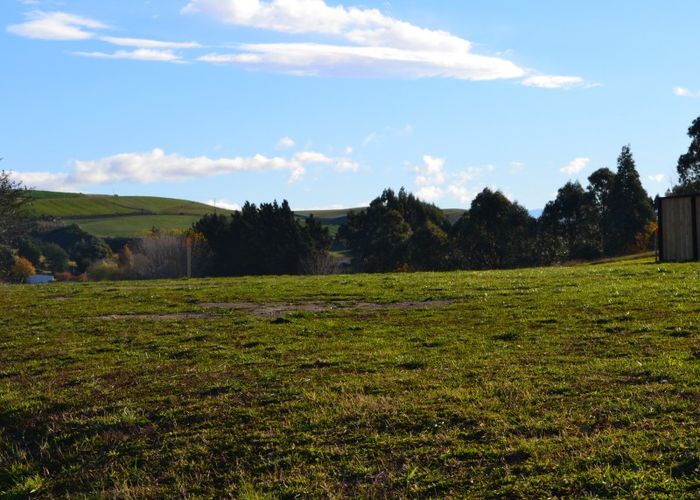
[117,244,134,269]
[11,256,35,283]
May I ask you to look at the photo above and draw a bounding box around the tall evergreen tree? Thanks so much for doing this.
[451,188,535,269]
[338,188,450,272]
[540,181,603,260]
[606,146,655,255]
[674,115,700,193]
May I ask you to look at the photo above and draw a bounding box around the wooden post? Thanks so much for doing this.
[186,236,193,279]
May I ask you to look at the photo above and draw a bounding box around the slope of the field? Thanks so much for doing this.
[0,259,698,497]
[27,191,223,217]
[26,191,230,237]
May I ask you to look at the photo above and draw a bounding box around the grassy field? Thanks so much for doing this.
[25,190,467,238]
[1,259,698,497]
[71,215,208,238]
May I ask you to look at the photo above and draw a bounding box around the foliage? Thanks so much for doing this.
[451,188,536,269]
[0,259,698,497]
[674,115,700,193]
[42,242,70,273]
[539,182,603,260]
[194,200,330,276]
[605,146,655,255]
[10,256,35,282]
[0,170,32,245]
[0,244,14,281]
[338,188,450,272]
[17,239,42,267]
[39,224,112,272]
[117,244,134,270]
[87,259,122,281]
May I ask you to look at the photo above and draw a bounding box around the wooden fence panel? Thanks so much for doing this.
[661,197,694,261]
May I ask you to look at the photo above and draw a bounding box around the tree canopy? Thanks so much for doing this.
[0,170,32,245]
[674,115,700,193]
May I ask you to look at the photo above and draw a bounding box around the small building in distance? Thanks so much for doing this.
[657,193,700,262]
[26,275,55,285]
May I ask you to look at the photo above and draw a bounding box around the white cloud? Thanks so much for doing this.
[276,136,296,149]
[674,86,700,98]
[648,174,666,183]
[510,161,525,174]
[560,157,591,175]
[99,36,202,49]
[204,199,241,211]
[522,75,585,89]
[412,155,446,187]
[74,49,183,62]
[416,186,443,203]
[294,203,346,211]
[186,0,536,81]
[410,155,494,205]
[199,42,525,81]
[9,170,73,191]
[13,147,359,189]
[7,11,106,40]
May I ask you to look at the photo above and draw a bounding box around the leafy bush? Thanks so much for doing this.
[11,257,35,283]
[43,242,70,273]
[18,239,42,267]
[87,260,122,281]
[0,244,14,281]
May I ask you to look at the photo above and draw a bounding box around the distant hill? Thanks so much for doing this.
[26,190,541,238]
[26,191,231,238]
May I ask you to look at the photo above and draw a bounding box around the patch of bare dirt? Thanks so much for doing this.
[199,300,455,317]
[97,313,211,321]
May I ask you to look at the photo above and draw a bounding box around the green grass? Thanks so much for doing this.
[71,215,207,238]
[1,260,698,497]
[25,191,233,238]
[27,192,226,218]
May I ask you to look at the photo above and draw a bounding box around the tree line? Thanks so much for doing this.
[1,115,700,280]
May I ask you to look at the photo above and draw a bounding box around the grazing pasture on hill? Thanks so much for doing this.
[0,258,698,497]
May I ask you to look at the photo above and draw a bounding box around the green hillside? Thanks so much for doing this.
[27,191,225,218]
[24,191,469,238]
[26,191,231,237]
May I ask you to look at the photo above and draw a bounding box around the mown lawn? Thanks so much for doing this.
[0,259,698,497]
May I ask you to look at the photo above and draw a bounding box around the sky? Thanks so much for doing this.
[1,0,699,211]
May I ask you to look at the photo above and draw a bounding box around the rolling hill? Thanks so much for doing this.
[26,191,232,238]
[26,190,541,239]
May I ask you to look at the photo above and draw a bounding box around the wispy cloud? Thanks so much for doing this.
[560,157,591,175]
[276,137,296,150]
[648,174,666,183]
[674,86,700,98]
[11,147,360,190]
[186,0,583,85]
[204,199,241,211]
[74,49,183,63]
[522,75,586,89]
[99,36,202,49]
[7,11,105,40]
[8,10,202,60]
[410,155,494,204]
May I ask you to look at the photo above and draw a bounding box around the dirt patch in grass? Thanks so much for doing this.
[97,313,211,321]
[198,299,455,317]
[94,300,455,321]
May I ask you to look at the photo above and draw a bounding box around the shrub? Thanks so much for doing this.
[54,271,75,282]
[11,257,36,283]
[0,244,14,281]
[87,260,122,281]
[18,239,42,267]
[43,242,70,273]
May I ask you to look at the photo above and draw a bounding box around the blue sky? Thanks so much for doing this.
[1,0,699,211]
